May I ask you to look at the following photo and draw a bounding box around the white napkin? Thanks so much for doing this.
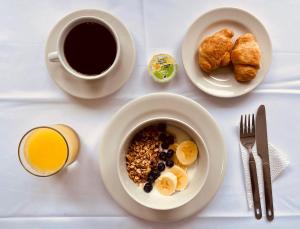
[240,143,289,209]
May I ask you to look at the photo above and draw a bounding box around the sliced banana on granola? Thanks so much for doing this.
[155,171,177,196]
[176,140,198,166]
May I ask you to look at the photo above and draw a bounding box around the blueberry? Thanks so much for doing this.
[152,169,161,179]
[147,174,155,183]
[157,162,165,172]
[166,160,174,168]
[161,141,169,149]
[166,135,175,145]
[144,182,153,193]
[159,151,167,161]
[157,123,167,132]
[148,169,160,181]
[159,133,167,142]
[166,149,175,159]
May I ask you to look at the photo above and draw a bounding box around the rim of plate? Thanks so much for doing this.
[98,93,227,222]
[181,7,272,98]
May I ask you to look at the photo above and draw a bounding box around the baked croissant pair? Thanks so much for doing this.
[198,29,261,82]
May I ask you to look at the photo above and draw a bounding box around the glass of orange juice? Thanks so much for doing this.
[18,124,80,177]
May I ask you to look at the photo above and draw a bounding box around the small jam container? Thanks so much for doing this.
[148,53,177,83]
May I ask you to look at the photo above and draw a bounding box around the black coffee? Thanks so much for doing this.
[64,22,117,75]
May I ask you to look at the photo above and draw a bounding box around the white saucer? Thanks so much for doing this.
[182,7,272,98]
[99,93,227,222]
[45,9,136,99]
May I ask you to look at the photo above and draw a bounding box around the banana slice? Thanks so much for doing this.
[169,143,187,169]
[176,140,198,166]
[168,165,188,191]
[169,143,179,152]
[172,154,187,170]
[155,172,177,196]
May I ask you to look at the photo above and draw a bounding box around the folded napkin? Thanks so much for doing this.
[240,143,289,209]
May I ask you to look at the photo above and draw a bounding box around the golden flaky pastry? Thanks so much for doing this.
[198,28,234,73]
[231,33,261,82]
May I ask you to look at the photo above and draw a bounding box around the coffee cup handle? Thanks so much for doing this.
[48,51,59,62]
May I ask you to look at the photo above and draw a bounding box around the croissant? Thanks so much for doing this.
[231,33,261,82]
[198,28,234,73]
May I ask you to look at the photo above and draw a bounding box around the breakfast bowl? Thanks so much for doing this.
[117,117,209,210]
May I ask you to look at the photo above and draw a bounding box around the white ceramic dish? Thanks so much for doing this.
[118,117,209,210]
[45,9,135,99]
[182,7,272,98]
[99,93,227,222]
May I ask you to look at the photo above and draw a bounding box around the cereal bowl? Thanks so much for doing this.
[117,117,209,210]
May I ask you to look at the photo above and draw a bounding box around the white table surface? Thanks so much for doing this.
[1,0,300,228]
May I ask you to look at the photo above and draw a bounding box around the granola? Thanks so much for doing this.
[125,126,160,184]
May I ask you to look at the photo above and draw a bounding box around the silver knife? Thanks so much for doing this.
[256,105,274,221]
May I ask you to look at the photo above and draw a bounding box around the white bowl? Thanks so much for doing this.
[117,117,209,210]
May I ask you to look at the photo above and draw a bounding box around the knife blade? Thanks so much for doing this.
[256,105,274,221]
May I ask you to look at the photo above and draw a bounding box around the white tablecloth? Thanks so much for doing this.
[1,0,300,228]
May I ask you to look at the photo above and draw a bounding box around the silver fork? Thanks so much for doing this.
[240,114,262,220]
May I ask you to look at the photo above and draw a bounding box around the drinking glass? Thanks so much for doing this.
[18,124,80,177]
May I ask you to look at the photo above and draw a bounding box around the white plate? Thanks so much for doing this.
[182,7,272,98]
[99,93,227,222]
[45,9,136,99]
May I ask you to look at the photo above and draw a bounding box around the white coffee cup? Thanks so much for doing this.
[48,16,121,80]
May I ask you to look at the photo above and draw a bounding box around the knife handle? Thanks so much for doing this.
[263,162,274,221]
[249,154,262,219]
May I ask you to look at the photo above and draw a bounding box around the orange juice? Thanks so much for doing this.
[51,124,80,165]
[24,127,68,173]
[19,124,80,176]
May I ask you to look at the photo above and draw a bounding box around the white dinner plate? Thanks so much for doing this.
[45,9,136,99]
[99,93,227,222]
[182,7,272,98]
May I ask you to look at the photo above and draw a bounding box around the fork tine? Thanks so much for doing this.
[243,115,246,134]
[247,114,251,134]
[240,115,243,136]
[252,114,255,134]
[244,115,246,134]
[242,115,246,136]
